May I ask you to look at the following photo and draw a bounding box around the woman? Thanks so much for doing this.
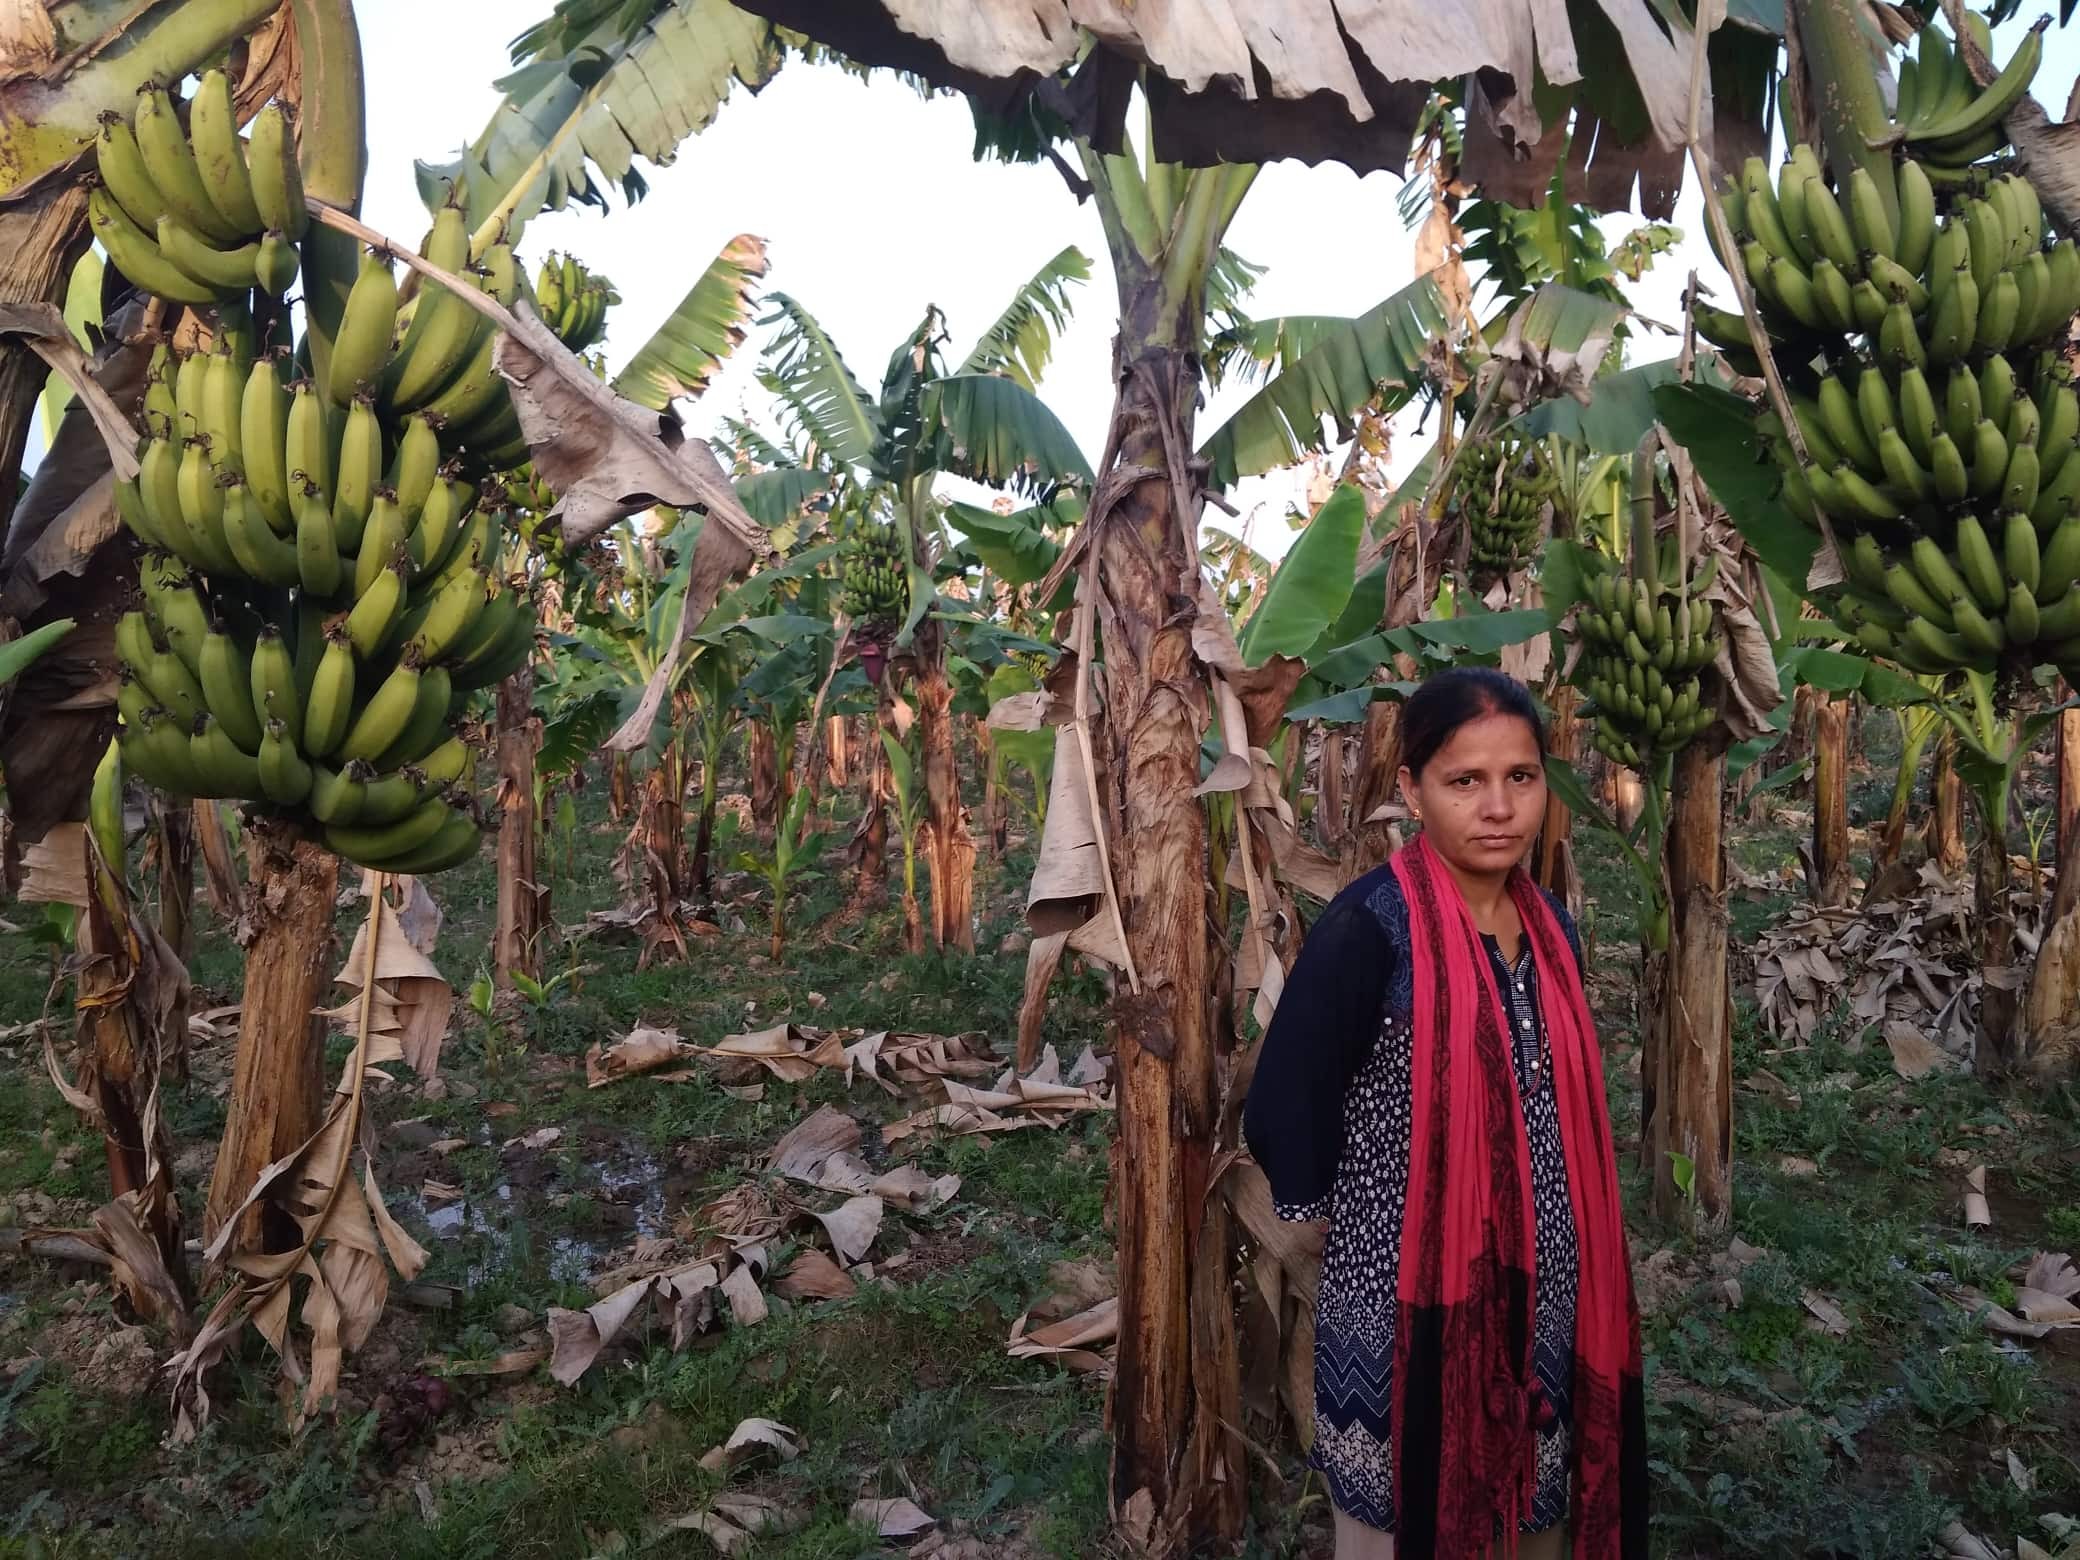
[1244,667,1647,1560]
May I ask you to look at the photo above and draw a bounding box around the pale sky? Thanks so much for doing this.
[76,6,2080,560]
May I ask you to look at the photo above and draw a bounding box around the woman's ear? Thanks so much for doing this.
[1398,765,1418,821]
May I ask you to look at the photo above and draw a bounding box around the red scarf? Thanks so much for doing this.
[1388,835,1646,1558]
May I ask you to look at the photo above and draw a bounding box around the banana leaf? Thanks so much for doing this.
[734,467,831,528]
[421,0,782,226]
[1236,484,1366,666]
[759,293,880,472]
[0,619,73,687]
[945,498,1066,588]
[1652,379,1820,588]
[1508,357,1691,454]
[1199,276,1447,489]
[613,234,768,412]
[928,374,1092,495]
[957,246,1090,391]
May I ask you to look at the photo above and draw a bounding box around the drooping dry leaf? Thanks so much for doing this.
[851,1497,937,1538]
[0,303,141,480]
[332,885,453,1081]
[548,1268,670,1386]
[719,1261,769,1327]
[697,1416,799,1471]
[21,821,87,906]
[585,1025,694,1087]
[2022,1250,2080,1299]
[503,1126,563,1152]
[776,1247,858,1301]
[1943,1285,2060,1340]
[1964,1165,1991,1229]
[662,1492,799,1554]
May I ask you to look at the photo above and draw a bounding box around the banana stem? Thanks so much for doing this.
[1790,0,1901,231]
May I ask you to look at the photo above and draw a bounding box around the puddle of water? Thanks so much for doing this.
[405,1146,672,1290]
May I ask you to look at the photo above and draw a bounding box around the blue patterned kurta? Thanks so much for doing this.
[1245,867,1582,1536]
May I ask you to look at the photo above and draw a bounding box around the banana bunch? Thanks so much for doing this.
[90,75,306,309]
[840,525,908,630]
[533,253,617,355]
[1457,434,1555,578]
[1573,482,1721,770]
[1893,14,2045,185]
[110,332,535,872]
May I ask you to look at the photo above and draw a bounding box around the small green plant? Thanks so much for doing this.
[736,784,829,961]
[1668,1150,1697,1205]
[881,729,927,954]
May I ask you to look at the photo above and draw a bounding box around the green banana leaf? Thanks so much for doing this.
[759,292,881,471]
[1199,276,1447,489]
[420,0,782,226]
[1204,314,1349,390]
[1509,357,1691,453]
[1653,380,1821,588]
[957,246,1090,391]
[613,234,768,412]
[1236,484,1366,666]
[928,374,1093,494]
[0,620,74,687]
[944,498,1066,587]
[734,467,831,528]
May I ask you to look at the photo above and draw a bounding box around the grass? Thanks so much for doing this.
[1,742,2078,1559]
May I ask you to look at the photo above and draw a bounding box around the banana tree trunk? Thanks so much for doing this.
[749,722,778,842]
[1342,700,1403,879]
[1812,693,1852,906]
[1096,335,1242,1546]
[825,714,849,789]
[851,700,890,909]
[1316,725,1346,853]
[691,761,718,908]
[1532,683,1581,915]
[634,745,691,965]
[1930,727,1969,874]
[2022,703,2080,1078]
[153,794,193,1083]
[1641,741,1733,1231]
[914,623,975,953]
[1873,725,1929,877]
[204,821,339,1253]
[608,750,633,823]
[494,666,546,985]
[976,720,1006,856]
[2057,707,2080,922]
[1972,769,2021,1074]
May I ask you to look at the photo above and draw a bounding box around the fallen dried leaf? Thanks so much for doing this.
[1800,1289,1851,1337]
[1777,1155,1819,1177]
[697,1416,799,1471]
[436,1344,547,1377]
[775,1247,857,1301]
[585,1025,694,1087]
[869,1164,961,1213]
[427,1138,469,1156]
[1008,1296,1119,1375]
[851,1497,936,1538]
[767,1106,871,1192]
[1939,1519,2001,1560]
[502,1127,563,1152]
[1964,1165,1991,1229]
[1885,1020,1957,1081]
[421,1180,463,1205]
[813,1195,884,1265]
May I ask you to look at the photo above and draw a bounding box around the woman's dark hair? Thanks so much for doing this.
[1398,667,1544,778]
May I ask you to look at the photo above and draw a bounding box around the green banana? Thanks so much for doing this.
[1801,175,1860,274]
[220,478,300,588]
[189,69,261,235]
[354,489,411,598]
[257,718,313,804]
[343,562,406,659]
[198,627,262,754]
[417,735,469,789]
[1878,428,1932,506]
[1978,270,2022,353]
[1952,514,2006,611]
[1897,366,1939,466]
[240,355,294,532]
[1895,159,1937,279]
[247,105,307,239]
[294,479,344,598]
[2005,509,2042,595]
[132,85,244,245]
[333,395,382,551]
[327,249,400,403]
[403,570,488,664]
[250,625,302,734]
[1945,364,1983,446]
[255,232,299,299]
[190,713,263,798]
[1930,430,1971,503]
[93,113,166,232]
[325,797,457,868]
[375,662,454,769]
[2037,513,2080,600]
[389,414,442,522]
[155,213,257,292]
[1819,374,1879,471]
[304,630,356,757]
[309,763,365,825]
[88,188,216,307]
[1915,23,2044,154]
[1970,419,2008,499]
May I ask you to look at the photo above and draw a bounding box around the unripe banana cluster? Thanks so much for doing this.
[1458,434,1555,578]
[1576,538,1721,769]
[534,253,616,355]
[110,339,534,872]
[89,74,306,310]
[840,526,908,631]
[1893,13,2046,185]
[1697,36,2080,685]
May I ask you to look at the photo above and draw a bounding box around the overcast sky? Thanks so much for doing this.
[179,7,2080,558]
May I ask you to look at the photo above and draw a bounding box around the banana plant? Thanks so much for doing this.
[879,729,928,954]
[736,783,830,962]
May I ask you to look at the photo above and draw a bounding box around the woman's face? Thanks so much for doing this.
[1398,711,1548,880]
